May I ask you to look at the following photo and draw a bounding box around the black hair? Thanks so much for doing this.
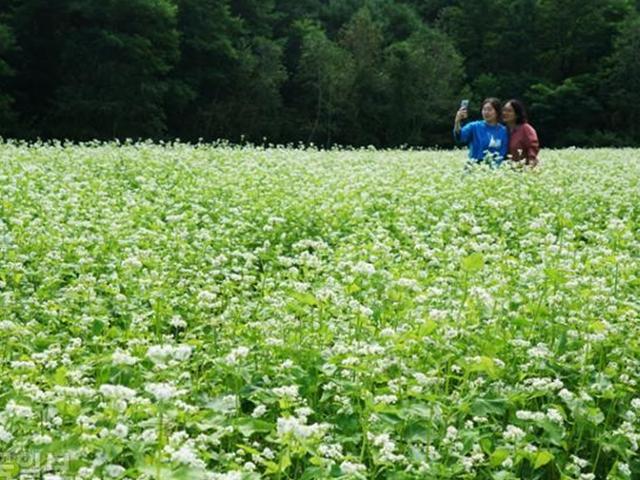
[504,99,528,124]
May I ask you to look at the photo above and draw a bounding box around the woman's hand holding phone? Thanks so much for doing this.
[454,99,469,132]
[455,106,468,123]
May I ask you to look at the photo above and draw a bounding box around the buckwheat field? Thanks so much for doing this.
[0,142,639,480]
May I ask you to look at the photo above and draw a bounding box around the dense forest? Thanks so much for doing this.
[0,0,639,147]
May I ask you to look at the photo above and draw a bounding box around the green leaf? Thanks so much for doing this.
[55,399,81,418]
[140,465,180,480]
[467,356,499,378]
[53,366,68,386]
[490,448,510,467]
[586,406,605,425]
[462,252,484,273]
[471,397,507,417]
[544,267,567,285]
[291,291,319,306]
[280,451,292,472]
[409,444,426,463]
[234,417,273,437]
[378,411,402,426]
[480,438,493,454]
[172,467,209,480]
[533,450,554,469]
[557,214,573,229]
[0,463,20,478]
[345,283,360,294]
[403,422,429,442]
[264,461,279,474]
[300,467,326,480]
[420,319,438,335]
[236,443,261,456]
[91,319,105,335]
[404,403,433,418]
[492,471,518,480]
[540,420,565,447]
[206,396,237,414]
[387,473,415,480]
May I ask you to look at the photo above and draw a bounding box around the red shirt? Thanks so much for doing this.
[508,122,539,166]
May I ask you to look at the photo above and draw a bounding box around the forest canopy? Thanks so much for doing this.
[0,0,639,147]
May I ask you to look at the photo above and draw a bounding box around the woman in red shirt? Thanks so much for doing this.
[502,99,540,167]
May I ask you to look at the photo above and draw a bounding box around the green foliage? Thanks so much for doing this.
[604,13,640,142]
[0,18,15,133]
[383,26,464,146]
[294,20,355,145]
[10,0,180,139]
[528,76,604,147]
[534,0,632,82]
[60,0,179,139]
[0,0,639,146]
[290,6,465,147]
[334,6,387,146]
[166,0,243,139]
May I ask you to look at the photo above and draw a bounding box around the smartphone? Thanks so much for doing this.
[460,99,469,109]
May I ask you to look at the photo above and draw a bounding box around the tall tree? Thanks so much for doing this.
[199,0,287,142]
[369,0,423,43]
[319,0,364,37]
[535,0,633,82]
[0,4,15,135]
[437,0,510,81]
[294,20,355,145]
[338,6,387,145]
[527,76,604,146]
[53,0,179,139]
[11,0,179,139]
[166,0,243,140]
[383,26,464,146]
[400,0,455,23]
[9,0,68,138]
[604,13,640,141]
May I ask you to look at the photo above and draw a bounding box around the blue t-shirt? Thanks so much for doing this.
[453,121,509,165]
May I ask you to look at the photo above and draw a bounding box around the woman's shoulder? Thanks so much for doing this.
[522,122,538,135]
[461,120,483,134]
[465,120,483,128]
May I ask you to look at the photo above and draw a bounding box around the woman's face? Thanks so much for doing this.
[482,102,498,123]
[502,102,516,124]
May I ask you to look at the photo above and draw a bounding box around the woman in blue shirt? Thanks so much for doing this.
[453,97,508,166]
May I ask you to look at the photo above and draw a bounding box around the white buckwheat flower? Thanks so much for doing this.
[224,346,250,365]
[0,426,13,443]
[503,425,526,442]
[5,400,34,419]
[353,261,375,275]
[340,460,366,474]
[145,382,180,401]
[251,404,267,418]
[272,385,299,399]
[112,349,138,366]
[105,464,125,477]
[99,384,137,401]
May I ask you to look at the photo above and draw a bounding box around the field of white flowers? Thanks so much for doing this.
[0,142,639,480]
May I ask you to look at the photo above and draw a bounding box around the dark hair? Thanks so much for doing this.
[505,99,528,125]
[482,97,502,121]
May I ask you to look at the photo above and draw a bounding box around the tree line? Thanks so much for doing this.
[0,0,639,148]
